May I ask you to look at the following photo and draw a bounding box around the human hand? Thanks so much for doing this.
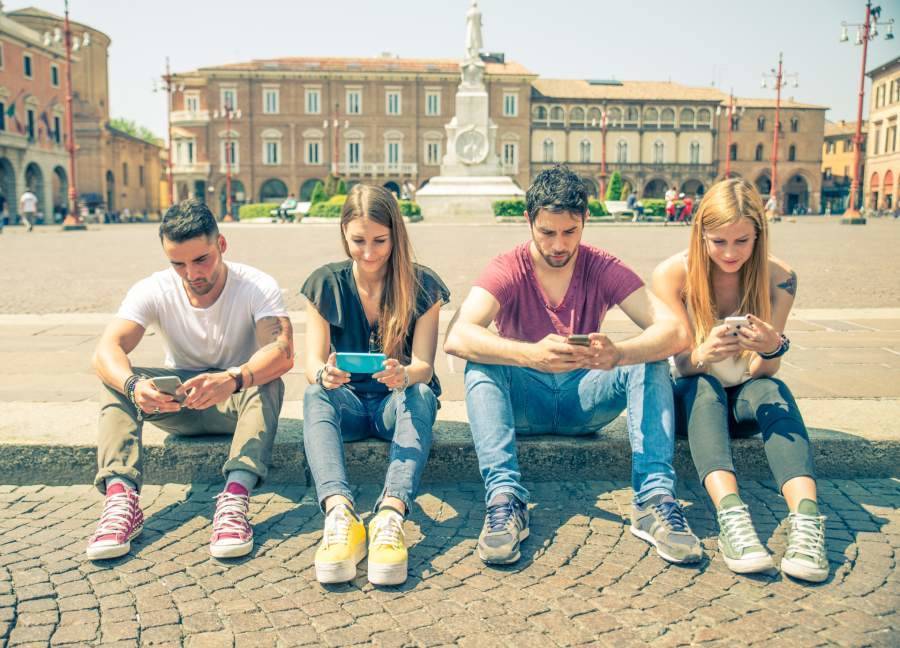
[737,314,782,355]
[373,358,408,390]
[697,324,742,364]
[132,379,181,415]
[529,334,580,373]
[180,372,236,410]
[579,333,623,370]
[319,352,351,390]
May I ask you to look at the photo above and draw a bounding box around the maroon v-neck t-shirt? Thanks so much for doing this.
[474,242,643,343]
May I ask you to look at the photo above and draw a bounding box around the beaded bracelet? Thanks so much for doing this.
[124,373,145,421]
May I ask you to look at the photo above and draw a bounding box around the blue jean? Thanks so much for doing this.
[464,360,676,506]
[302,383,438,514]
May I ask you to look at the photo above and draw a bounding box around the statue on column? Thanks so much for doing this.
[465,1,483,63]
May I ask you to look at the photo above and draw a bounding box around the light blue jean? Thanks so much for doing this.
[464,360,676,506]
[302,383,438,514]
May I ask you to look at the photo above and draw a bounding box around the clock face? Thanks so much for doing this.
[456,129,488,165]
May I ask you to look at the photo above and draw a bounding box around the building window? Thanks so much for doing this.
[790,117,799,132]
[697,108,711,127]
[426,141,441,165]
[788,144,796,161]
[347,140,362,165]
[264,139,281,165]
[346,89,362,115]
[729,143,738,161]
[50,63,59,87]
[221,88,237,110]
[873,129,880,155]
[176,139,195,164]
[185,93,199,113]
[653,140,664,163]
[732,116,741,131]
[53,116,61,143]
[305,88,321,114]
[543,139,554,162]
[755,143,764,161]
[660,108,675,128]
[549,106,565,123]
[139,165,145,187]
[680,108,695,128]
[23,53,32,79]
[263,88,279,114]
[580,140,591,163]
[306,140,321,165]
[503,142,517,167]
[757,116,766,131]
[123,163,129,186]
[26,109,35,141]
[887,125,897,153]
[843,139,852,152]
[616,139,627,163]
[690,141,700,164]
[425,91,440,116]
[386,141,401,166]
[386,90,401,115]
[503,92,518,117]
[221,140,239,167]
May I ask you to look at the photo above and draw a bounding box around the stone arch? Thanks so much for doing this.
[643,178,668,198]
[24,162,45,217]
[697,108,711,127]
[533,105,547,120]
[755,171,772,197]
[587,107,602,126]
[643,107,659,125]
[679,107,695,127]
[52,165,68,221]
[784,173,810,213]
[581,176,599,198]
[570,106,585,124]
[660,108,675,127]
[681,179,705,197]
[549,105,565,123]
[219,179,246,218]
[0,157,16,221]
[106,170,116,212]
[259,178,288,202]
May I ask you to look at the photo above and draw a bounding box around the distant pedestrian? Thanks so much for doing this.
[665,186,678,224]
[627,191,644,222]
[19,190,37,232]
[679,194,694,225]
[765,195,778,222]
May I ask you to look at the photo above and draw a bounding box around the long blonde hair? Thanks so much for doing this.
[686,178,771,347]
[340,184,418,361]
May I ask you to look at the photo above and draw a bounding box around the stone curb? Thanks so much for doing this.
[1,399,897,486]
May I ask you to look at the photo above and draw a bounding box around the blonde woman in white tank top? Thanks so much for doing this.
[652,178,828,583]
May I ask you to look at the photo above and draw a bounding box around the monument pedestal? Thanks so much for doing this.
[416,176,524,222]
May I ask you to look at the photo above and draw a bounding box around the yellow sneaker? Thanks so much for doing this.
[314,504,366,584]
[367,508,407,586]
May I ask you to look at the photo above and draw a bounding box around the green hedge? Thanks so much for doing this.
[238,203,280,220]
[641,198,683,217]
[492,198,609,218]
[308,196,421,219]
[399,200,421,217]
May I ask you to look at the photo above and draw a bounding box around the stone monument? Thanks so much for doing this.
[415,1,525,221]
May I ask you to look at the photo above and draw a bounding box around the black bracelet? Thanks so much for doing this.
[124,373,144,421]
[759,333,790,359]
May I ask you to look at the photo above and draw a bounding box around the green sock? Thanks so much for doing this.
[796,498,819,515]
[717,493,744,510]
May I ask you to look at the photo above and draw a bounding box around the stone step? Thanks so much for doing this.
[1,399,897,486]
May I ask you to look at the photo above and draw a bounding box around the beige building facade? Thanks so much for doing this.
[864,55,900,211]
[8,6,163,218]
[169,55,535,215]
[821,120,866,213]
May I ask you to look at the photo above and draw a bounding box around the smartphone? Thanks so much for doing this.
[335,352,387,374]
[567,334,591,346]
[723,316,750,330]
[152,375,185,403]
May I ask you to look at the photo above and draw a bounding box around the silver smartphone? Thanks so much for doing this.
[723,316,749,331]
[151,375,185,403]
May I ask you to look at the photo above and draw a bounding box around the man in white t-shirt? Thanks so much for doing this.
[87,199,294,561]
[19,190,37,232]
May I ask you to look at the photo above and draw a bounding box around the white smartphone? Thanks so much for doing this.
[723,316,749,331]
[151,375,185,403]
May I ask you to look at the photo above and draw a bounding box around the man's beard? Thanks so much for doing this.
[539,249,574,268]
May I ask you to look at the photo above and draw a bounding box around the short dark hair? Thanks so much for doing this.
[525,164,589,224]
[159,199,219,243]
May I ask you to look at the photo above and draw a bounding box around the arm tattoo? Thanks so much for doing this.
[256,316,294,361]
[777,270,798,297]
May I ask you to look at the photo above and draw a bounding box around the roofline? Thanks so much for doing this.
[6,7,112,44]
[866,53,900,78]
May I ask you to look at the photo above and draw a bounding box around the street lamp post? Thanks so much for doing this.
[213,104,241,222]
[592,109,608,199]
[839,2,894,224]
[717,91,744,178]
[325,103,348,176]
[761,53,798,217]
[157,58,184,210]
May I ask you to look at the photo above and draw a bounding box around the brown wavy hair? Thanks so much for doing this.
[340,184,418,361]
[686,178,771,348]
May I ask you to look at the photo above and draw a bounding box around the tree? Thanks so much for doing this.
[336,178,347,195]
[605,171,623,201]
[109,117,161,145]
[620,181,632,201]
[324,174,346,197]
[310,182,327,204]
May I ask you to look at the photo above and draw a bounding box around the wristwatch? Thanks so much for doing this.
[226,366,244,393]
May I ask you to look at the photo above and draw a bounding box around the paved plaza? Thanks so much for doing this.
[0,219,897,646]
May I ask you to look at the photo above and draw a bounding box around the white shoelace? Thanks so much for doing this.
[94,492,134,538]
[213,492,250,536]
[371,512,405,549]
[787,512,826,560]
[323,505,353,548]
[718,505,763,553]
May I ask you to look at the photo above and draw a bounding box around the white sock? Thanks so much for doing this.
[225,470,258,493]
[106,476,136,492]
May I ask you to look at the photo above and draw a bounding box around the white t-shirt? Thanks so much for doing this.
[20,192,37,213]
[117,261,287,370]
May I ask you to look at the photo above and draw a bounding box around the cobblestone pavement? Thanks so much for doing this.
[0,479,896,647]
[1,219,899,313]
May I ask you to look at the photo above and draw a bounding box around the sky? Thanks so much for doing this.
[12,0,900,140]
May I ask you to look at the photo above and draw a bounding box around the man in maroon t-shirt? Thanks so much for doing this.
[445,165,702,567]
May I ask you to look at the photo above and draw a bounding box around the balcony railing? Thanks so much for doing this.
[172,162,211,175]
[171,110,211,125]
[501,163,519,175]
[337,162,418,175]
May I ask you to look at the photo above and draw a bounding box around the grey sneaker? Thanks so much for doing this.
[716,497,775,574]
[781,499,828,583]
[631,494,703,564]
[477,494,529,565]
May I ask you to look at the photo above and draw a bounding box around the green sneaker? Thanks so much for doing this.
[781,499,828,583]
[716,494,775,574]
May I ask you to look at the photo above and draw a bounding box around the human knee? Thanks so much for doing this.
[403,383,438,422]
[623,359,669,385]
[692,373,728,403]
[303,383,333,409]
[464,360,511,388]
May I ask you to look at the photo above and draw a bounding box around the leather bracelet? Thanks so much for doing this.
[759,333,790,359]
[124,373,145,421]
[315,365,327,388]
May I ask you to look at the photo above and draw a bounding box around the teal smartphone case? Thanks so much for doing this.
[335,352,387,374]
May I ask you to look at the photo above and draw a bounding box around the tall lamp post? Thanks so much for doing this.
[325,103,348,176]
[156,58,184,210]
[839,2,894,224]
[592,109,609,199]
[44,0,91,230]
[717,91,745,178]
[213,104,241,221]
[761,53,798,217]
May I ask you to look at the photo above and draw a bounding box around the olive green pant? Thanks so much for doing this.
[94,366,284,494]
